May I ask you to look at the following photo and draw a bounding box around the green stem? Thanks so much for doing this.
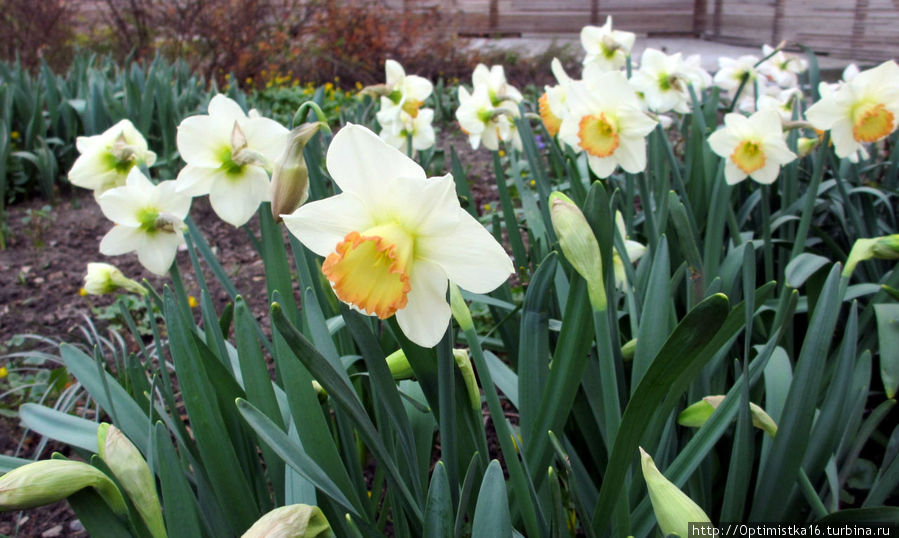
[593,308,621,450]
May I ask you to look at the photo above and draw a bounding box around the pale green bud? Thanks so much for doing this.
[640,447,712,537]
[0,459,126,516]
[453,348,481,412]
[844,234,899,278]
[242,504,334,538]
[386,349,414,380]
[678,395,778,437]
[621,338,637,361]
[549,192,606,310]
[796,137,819,158]
[83,262,146,296]
[449,283,473,331]
[271,123,325,221]
[98,424,165,538]
[871,235,899,260]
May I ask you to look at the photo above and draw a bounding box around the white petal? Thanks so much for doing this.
[805,97,845,131]
[176,165,219,197]
[137,232,183,275]
[750,160,780,184]
[723,161,747,185]
[207,94,248,123]
[395,260,450,347]
[417,210,513,293]
[154,180,193,219]
[707,128,739,159]
[587,154,618,178]
[389,174,460,235]
[208,166,270,227]
[385,59,405,88]
[100,225,141,255]
[282,193,373,257]
[615,136,647,174]
[244,117,290,165]
[97,188,145,227]
[403,75,433,102]
[326,124,425,198]
[829,118,861,159]
[68,152,123,191]
[177,115,228,167]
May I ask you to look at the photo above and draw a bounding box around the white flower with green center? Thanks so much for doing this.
[707,109,797,185]
[757,87,803,121]
[68,119,156,198]
[456,85,521,151]
[714,55,760,99]
[380,107,436,152]
[472,63,523,106]
[376,59,433,137]
[558,70,657,178]
[98,168,191,275]
[175,94,289,227]
[758,44,808,89]
[580,16,635,72]
[630,48,710,114]
[805,60,899,163]
[282,124,513,347]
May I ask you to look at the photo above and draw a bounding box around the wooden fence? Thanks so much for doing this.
[388,0,899,62]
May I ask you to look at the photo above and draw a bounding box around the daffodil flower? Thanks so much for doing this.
[714,55,760,100]
[98,168,191,275]
[472,63,523,106]
[558,70,657,178]
[540,58,575,136]
[175,94,289,226]
[707,109,797,185]
[376,59,433,137]
[68,119,156,197]
[379,107,436,152]
[756,87,802,121]
[805,60,899,162]
[282,124,513,347]
[630,48,711,114]
[758,44,807,89]
[580,16,635,72]
[456,85,521,151]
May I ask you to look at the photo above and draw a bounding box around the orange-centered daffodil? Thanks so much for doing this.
[283,124,513,347]
[707,109,797,185]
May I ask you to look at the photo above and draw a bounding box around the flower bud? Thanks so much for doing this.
[449,283,473,332]
[871,235,899,260]
[640,447,711,537]
[83,263,146,296]
[678,395,778,437]
[98,423,165,538]
[844,234,899,278]
[621,338,637,361]
[549,192,606,310]
[386,349,414,380]
[453,348,481,412]
[271,123,324,221]
[0,459,126,516]
[242,504,334,538]
[796,137,819,158]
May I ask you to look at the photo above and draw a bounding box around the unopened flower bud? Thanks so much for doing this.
[678,395,778,437]
[640,447,711,537]
[845,234,899,278]
[453,348,481,412]
[621,338,637,361]
[83,262,145,295]
[549,192,606,310]
[98,424,165,538]
[449,284,473,332]
[0,459,126,516]
[242,504,334,538]
[386,349,414,380]
[871,235,899,260]
[271,123,324,221]
[797,137,819,158]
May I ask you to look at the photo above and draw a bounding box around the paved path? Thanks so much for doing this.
[466,34,852,75]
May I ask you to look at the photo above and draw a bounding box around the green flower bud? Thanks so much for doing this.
[872,235,899,260]
[83,262,146,296]
[453,348,481,412]
[640,447,712,537]
[449,283,473,332]
[549,192,606,310]
[621,338,637,361]
[386,349,414,380]
[271,123,325,221]
[678,395,778,437]
[0,459,126,516]
[844,234,899,278]
[242,504,334,538]
[98,424,165,538]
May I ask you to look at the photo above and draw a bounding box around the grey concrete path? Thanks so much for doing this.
[466,33,853,74]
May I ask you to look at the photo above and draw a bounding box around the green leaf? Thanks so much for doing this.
[592,293,730,535]
[19,403,99,453]
[632,236,672,389]
[151,422,205,538]
[423,462,453,538]
[874,304,899,399]
[471,460,512,538]
[785,253,830,289]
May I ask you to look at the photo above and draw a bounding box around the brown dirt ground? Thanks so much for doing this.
[0,130,502,536]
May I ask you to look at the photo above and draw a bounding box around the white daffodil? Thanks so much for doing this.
[283,124,513,347]
[805,60,899,163]
[380,107,436,152]
[83,262,146,295]
[757,87,803,121]
[376,60,433,137]
[472,63,523,106]
[540,58,575,136]
[175,94,289,227]
[456,85,521,151]
[758,44,808,89]
[98,168,191,275]
[558,70,657,178]
[580,16,636,72]
[630,48,711,114]
[707,109,797,185]
[68,119,156,197]
[714,55,760,100]
[612,212,646,289]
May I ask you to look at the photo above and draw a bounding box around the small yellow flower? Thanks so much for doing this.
[0,366,8,379]
[78,287,88,296]
[498,149,506,157]
[10,131,19,140]
[355,81,363,90]
[188,295,199,308]
[483,203,492,212]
